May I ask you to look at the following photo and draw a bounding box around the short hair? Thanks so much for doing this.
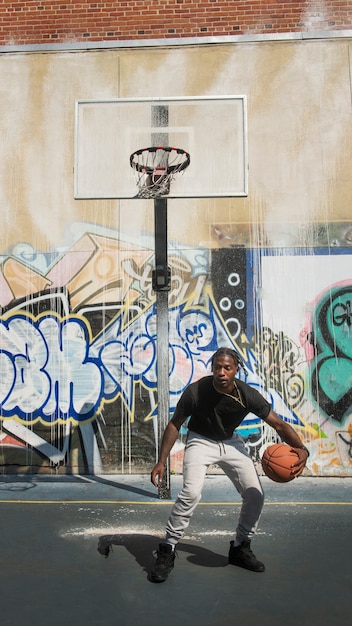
[211,347,243,370]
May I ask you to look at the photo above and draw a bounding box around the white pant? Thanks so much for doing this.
[165,431,264,546]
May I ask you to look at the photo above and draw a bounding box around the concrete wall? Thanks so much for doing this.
[0,34,351,476]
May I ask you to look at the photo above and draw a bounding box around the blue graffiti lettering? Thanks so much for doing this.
[0,300,301,429]
[0,315,102,424]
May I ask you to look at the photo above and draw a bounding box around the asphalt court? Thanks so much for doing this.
[0,475,350,626]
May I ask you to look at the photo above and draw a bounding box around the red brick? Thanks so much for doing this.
[0,0,351,45]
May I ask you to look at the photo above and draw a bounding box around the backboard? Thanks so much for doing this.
[74,96,248,200]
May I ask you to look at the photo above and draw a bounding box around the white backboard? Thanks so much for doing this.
[74,96,248,199]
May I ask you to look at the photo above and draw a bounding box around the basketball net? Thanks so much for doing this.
[130,146,190,198]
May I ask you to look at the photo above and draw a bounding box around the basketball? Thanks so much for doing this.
[261,443,301,483]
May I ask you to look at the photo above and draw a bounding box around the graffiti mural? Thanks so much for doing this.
[0,227,351,476]
[255,328,305,411]
[262,250,352,476]
[309,284,352,422]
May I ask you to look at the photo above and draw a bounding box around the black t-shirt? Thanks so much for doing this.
[175,375,271,441]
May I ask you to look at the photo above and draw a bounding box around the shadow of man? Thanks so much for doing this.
[97,533,228,579]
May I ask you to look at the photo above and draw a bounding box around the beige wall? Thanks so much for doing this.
[0,38,351,253]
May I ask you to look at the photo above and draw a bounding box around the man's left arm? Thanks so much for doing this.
[263,409,309,475]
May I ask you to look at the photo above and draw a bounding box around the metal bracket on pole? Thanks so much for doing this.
[154,197,171,499]
[152,266,171,292]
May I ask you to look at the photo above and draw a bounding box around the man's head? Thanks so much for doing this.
[211,348,242,393]
[211,348,242,371]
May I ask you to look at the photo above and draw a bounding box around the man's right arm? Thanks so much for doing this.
[150,412,187,488]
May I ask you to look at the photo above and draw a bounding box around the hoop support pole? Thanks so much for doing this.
[154,197,171,500]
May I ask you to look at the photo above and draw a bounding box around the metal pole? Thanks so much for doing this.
[153,197,171,499]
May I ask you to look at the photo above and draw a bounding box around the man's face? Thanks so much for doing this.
[212,355,238,393]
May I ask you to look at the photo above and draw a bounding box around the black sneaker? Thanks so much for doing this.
[228,540,265,572]
[149,543,176,583]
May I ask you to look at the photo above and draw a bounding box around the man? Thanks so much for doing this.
[149,347,309,582]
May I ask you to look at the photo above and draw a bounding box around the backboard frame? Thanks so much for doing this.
[74,95,248,200]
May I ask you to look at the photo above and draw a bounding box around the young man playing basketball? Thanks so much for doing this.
[149,347,309,582]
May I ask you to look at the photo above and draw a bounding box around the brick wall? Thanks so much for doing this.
[0,1,351,46]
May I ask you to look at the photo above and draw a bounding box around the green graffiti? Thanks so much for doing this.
[309,285,352,422]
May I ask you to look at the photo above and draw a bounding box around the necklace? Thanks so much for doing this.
[213,379,246,408]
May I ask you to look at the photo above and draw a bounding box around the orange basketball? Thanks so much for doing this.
[261,443,301,483]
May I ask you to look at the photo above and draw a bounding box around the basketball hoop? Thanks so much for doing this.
[130,146,190,198]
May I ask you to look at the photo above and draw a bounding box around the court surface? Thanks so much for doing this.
[0,474,350,626]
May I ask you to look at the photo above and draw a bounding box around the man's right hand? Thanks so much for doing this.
[151,461,166,488]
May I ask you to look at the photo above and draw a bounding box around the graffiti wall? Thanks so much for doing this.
[0,36,351,475]
[1,223,351,476]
